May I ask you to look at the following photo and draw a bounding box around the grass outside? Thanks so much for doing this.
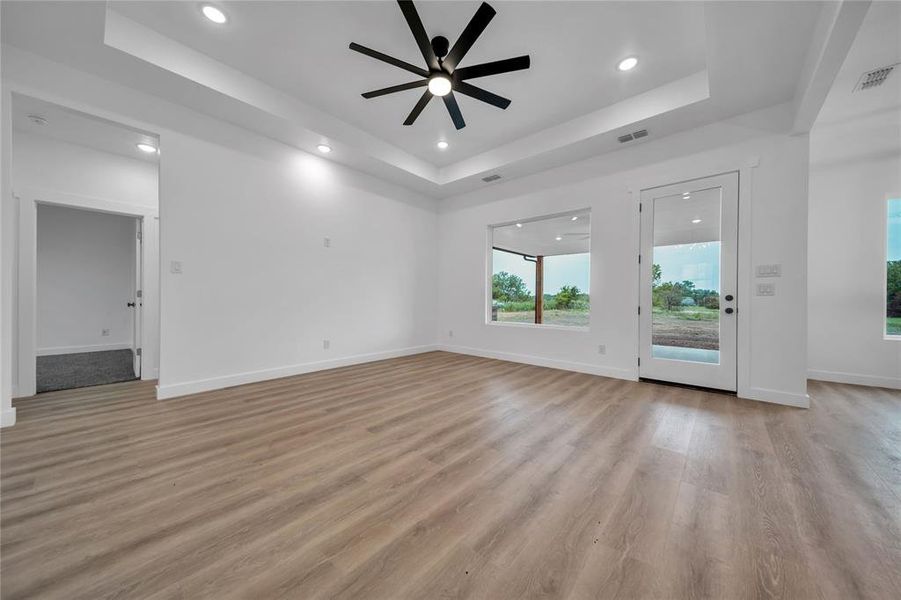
[495,309,589,327]
[653,306,719,350]
[887,317,901,336]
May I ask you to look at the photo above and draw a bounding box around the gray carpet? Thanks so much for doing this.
[36,349,138,393]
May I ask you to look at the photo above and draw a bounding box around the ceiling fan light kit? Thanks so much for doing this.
[349,0,530,130]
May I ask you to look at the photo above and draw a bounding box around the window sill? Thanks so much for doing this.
[486,321,590,333]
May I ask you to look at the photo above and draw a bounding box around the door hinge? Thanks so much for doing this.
[137,230,143,242]
[638,254,641,264]
[638,357,641,366]
[638,306,641,315]
[136,348,142,356]
[639,203,642,213]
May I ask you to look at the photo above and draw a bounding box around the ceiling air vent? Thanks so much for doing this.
[854,64,896,92]
[482,174,502,183]
[618,128,649,143]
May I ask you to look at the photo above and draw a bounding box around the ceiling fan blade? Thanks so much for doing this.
[362,80,428,99]
[349,42,429,78]
[443,93,466,130]
[454,55,530,80]
[443,2,496,72]
[454,81,511,109]
[403,89,433,125]
[397,1,441,71]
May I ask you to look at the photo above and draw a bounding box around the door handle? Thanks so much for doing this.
[127,301,136,308]
[724,307,734,314]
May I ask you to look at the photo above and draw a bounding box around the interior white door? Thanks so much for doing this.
[639,172,738,391]
[132,218,142,378]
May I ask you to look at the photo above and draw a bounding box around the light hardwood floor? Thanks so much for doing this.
[1,351,900,599]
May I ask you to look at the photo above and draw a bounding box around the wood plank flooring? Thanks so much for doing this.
[1,351,900,599]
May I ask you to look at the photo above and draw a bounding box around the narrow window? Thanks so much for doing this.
[887,198,901,337]
[490,211,590,327]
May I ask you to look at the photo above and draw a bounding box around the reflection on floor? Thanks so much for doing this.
[652,344,719,364]
[36,349,137,393]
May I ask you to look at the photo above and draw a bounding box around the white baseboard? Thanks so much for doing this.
[437,344,637,381]
[156,344,440,400]
[739,386,810,408]
[1,407,17,428]
[37,342,132,356]
[808,369,901,390]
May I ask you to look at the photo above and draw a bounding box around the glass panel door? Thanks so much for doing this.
[640,172,738,391]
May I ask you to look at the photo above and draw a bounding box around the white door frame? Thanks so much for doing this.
[638,172,739,391]
[15,187,159,397]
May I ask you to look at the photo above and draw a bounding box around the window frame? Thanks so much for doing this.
[486,208,592,332]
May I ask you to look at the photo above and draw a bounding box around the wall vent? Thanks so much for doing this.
[482,174,502,182]
[618,128,649,143]
[854,64,896,92]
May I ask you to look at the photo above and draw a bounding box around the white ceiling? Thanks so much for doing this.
[653,187,721,246]
[811,1,901,167]
[0,1,853,197]
[493,210,590,257]
[11,94,160,163]
[110,1,707,167]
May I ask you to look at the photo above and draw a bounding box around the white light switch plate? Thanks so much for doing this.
[756,283,776,296]
[170,260,183,274]
[756,264,781,277]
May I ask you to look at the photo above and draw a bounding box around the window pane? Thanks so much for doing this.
[492,248,535,323]
[651,188,722,364]
[887,198,901,336]
[490,211,590,327]
[542,253,590,326]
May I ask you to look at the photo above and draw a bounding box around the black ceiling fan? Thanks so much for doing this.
[349,0,530,130]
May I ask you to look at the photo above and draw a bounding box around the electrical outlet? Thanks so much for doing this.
[598,344,606,355]
[323,237,331,248]
[101,329,110,337]
[170,260,183,274]
[323,339,330,350]
[448,330,454,338]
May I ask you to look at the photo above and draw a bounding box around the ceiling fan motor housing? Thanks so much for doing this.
[431,36,450,59]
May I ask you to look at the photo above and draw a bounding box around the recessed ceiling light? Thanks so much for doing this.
[136,143,158,154]
[317,144,332,153]
[571,216,579,221]
[555,236,563,241]
[617,57,638,71]
[436,140,449,150]
[691,218,702,224]
[428,75,452,97]
[201,5,228,24]
[515,223,523,228]
[27,114,48,126]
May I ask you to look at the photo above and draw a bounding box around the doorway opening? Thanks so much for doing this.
[12,93,160,398]
[34,205,143,393]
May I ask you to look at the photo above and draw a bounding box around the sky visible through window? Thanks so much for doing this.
[492,250,590,294]
[889,199,901,262]
[654,242,720,292]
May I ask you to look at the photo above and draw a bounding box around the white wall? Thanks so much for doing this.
[9,131,160,394]
[36,204,136,355]
[13,132,157,209]
[2,48,438,404]
[808,147,901,388]
[437,108,811,407]
[157,134,438,397]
